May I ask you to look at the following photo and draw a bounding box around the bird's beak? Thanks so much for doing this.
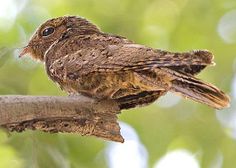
[19,46,30,58]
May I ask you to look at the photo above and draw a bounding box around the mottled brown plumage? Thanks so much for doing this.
[20,16,230,109]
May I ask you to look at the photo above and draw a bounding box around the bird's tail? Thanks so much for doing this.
[164,68,230,109]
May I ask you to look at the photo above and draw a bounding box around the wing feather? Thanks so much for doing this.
[46,34,214,81]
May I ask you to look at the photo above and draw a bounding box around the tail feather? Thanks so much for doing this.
[160,68,230,109]
[116,90,166,109]
[169,74,230,109]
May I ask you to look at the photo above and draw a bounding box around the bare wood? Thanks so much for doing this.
[0,95,124,143]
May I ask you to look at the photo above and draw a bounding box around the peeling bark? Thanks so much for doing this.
[0,95,124,143]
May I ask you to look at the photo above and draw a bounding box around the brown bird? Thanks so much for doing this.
[20,16,230,110]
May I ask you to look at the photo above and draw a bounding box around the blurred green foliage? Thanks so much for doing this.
[0,0,236,168]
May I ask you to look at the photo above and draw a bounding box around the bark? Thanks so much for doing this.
[0,95,124,143]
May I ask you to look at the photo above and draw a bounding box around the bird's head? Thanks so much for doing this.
[19,16,100,61]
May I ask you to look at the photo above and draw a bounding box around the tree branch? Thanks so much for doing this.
[0,95,124,143]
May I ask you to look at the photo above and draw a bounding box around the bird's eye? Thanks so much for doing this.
[42,27,55,36]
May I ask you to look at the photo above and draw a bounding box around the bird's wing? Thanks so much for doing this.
[46,34,214,80]
[88,43,214,76]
